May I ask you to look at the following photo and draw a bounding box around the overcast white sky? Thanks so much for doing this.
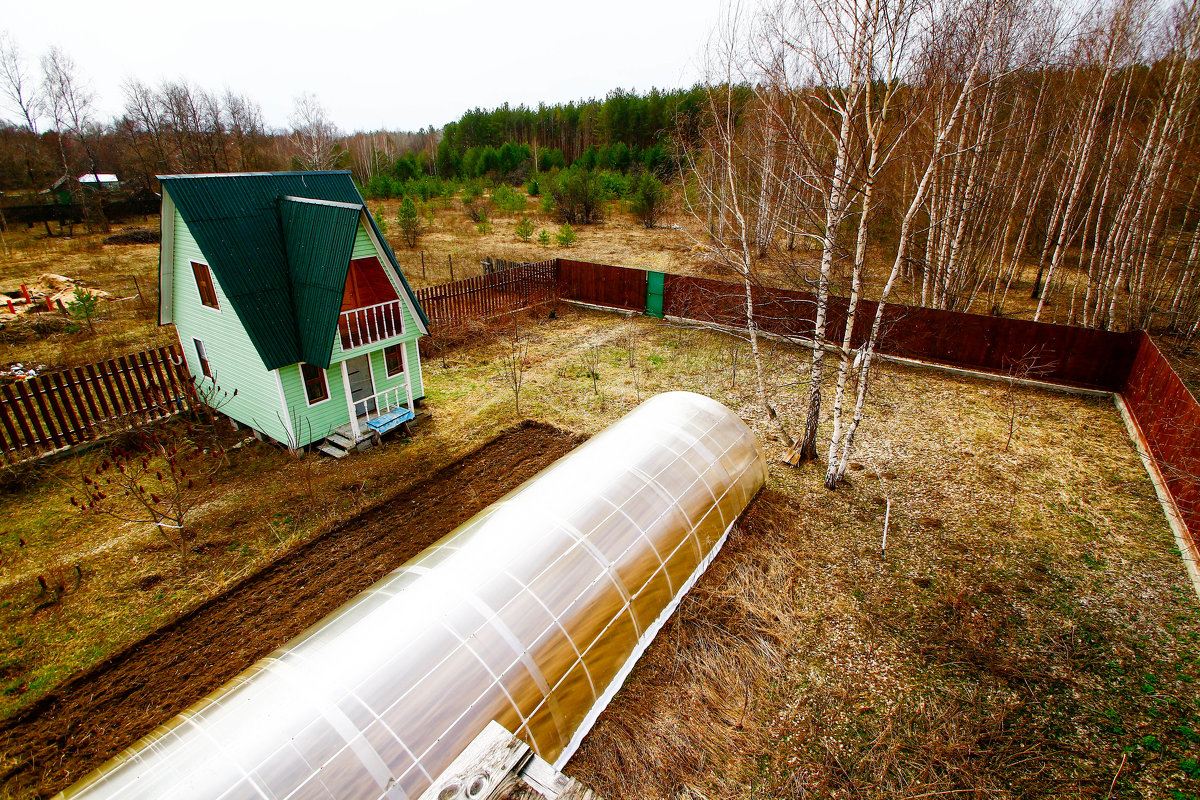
[4,0,731,133]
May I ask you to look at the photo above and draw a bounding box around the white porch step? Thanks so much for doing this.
[318,444,349,459]
[326,432,357,449]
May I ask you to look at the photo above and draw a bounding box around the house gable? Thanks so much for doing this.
[279,195,361,370]
[157,171,430,371]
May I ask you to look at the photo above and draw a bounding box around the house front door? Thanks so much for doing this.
[345,354,376,417]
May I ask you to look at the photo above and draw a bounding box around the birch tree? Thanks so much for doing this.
[289,92,341,171]
[831,0,1005,485]
[757,0,872,465]
[682,14,799,450]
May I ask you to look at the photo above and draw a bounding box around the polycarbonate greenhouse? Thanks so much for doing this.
[59,391,768,800]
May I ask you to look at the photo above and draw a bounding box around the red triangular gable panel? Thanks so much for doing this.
[342,257,400,311]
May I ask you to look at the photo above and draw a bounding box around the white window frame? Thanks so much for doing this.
[300,362,331,407]
[383,342,407,378]
[193,338,211,379]
[190,261,222,314]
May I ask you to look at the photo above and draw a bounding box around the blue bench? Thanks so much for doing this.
[365,407,415,435]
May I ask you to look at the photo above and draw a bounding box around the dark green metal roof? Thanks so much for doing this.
[159,171,429,371]
[280,196,360,370]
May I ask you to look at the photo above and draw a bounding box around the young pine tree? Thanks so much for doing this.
[630,173,666,228]
[397,197,421,248]
[515,216,535,242]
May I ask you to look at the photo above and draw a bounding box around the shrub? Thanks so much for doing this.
[464,198,490,223]
[491,185,526,214]
[397,197,421,247]
[526,177,540,197]
[555,223,577,247]
[72,428,227,553]
[476,220,492,235]
[373,206,389,235]
[630,172,667,228]
[551,167,608,225]
[515,217,535,242]
[537,229,552,246]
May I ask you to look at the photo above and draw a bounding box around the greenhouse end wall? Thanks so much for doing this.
[60,391,768,800]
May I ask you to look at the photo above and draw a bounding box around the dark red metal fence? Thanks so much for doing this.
[557,259,647,311]
[0,345,193,461]
[1122,333,1200,550]
[552,259,1196,552]
[414,260,556,326]
[661,273,1138,391]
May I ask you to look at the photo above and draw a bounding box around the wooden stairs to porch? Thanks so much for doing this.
[317,410,429,459]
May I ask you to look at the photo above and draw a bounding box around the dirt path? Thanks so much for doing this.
[0,421,582,800]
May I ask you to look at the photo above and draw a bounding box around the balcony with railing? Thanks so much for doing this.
[339,299,404,350]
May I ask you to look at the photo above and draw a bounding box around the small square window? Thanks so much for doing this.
[191,262,219,309]
[384,344,405,377]
[301,363,328,404]
[193,338,211,378]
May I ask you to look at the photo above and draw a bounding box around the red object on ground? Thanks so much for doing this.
[5,299,14,313]
[21,284,30,302]
[46,297,54,312]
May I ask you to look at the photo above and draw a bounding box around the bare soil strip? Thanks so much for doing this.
[0,421,582,799]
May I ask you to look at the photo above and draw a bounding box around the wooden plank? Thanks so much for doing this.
[121,355,151,415]
[104,358,134,416]
[1,384,36,451]
[73,366,103,428]
[0,405,16,453]
[147,348,173,410]
[133,351,161,415]
[49,371,84,441]
[18,379,59,449]
[0,386,26,452]
[62,369,94,437]
[156,346,184,410]
[39,373,76,444]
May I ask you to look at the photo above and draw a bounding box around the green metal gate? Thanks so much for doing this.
[646,271,664,318]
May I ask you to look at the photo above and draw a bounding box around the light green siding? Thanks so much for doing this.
[277,362,346,443]
[277,217,425,447]
[170,209,291,444]
[351,223,376,259]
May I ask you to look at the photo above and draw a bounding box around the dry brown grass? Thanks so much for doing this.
[0,223,170,370]
[367,194,697,289]
[1,194,1193,799]
[559,313,1199,799]
[0,189,1084,376]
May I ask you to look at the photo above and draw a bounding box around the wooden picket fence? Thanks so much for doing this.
[414,260,557,327]
[0,344,193,462]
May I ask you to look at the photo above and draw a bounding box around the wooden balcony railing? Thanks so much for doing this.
[339,300,404,350]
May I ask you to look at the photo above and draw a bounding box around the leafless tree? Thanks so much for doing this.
[289,92,341,171]
[42,46,108,231]
[499,321,531,414]
[755,0,873,465]
[0,32,49,191]
[580,342,602,395]
[680,9,799,451]
[830,0,1010,487]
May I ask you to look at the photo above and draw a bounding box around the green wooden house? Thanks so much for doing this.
[157,171,429,456]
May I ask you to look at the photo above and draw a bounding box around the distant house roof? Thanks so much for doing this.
[50,173,119,190]
[158,171,429,372]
